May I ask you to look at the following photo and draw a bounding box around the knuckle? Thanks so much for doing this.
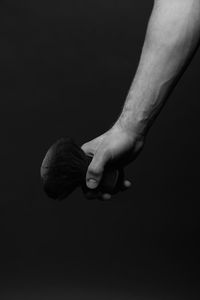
[88,165,103,177]
[81,143,88,151]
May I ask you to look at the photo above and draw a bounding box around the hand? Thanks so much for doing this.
[81,124,144,200]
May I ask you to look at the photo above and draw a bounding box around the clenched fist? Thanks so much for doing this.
[81,124,144,200]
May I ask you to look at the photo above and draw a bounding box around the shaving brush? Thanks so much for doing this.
[40,137,120,200]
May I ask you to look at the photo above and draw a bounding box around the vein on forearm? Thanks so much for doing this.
[117,0,200,137]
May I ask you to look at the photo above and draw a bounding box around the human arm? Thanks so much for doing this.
[116,0,200,138]
[81,0,200,200]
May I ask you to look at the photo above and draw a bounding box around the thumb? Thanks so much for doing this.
[86,150,109,189]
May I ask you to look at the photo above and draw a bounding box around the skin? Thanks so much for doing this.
[81,0,200,200]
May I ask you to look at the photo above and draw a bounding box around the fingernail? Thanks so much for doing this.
[87,179,98,189]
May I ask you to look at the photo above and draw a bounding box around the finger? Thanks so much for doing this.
[86,150,109,189]
[118,179,132,192]
[81,143,94,157]
[123,179,132,189]
[100,193,112,201]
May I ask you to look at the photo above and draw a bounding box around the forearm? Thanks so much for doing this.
[116,0,200,138]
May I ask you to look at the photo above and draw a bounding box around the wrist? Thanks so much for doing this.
[114,110,147,141]
[111,116,146,152]
[110,119,145,163]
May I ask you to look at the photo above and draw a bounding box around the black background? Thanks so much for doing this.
[0,0,200,299]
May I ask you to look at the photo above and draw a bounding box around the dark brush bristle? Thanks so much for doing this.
[40,137,90,200]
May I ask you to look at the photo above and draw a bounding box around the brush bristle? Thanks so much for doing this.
[41,137,89,200]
